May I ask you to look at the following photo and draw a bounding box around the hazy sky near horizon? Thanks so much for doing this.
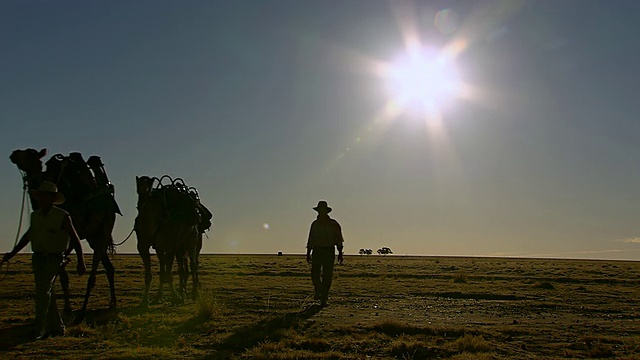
[2,0,640,260]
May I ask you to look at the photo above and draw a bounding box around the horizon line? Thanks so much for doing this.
[9,251,639,262]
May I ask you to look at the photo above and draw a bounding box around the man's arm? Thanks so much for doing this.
[2,230,31,263]
[306,247,312,263]
[334,220,344,264]
[62,215,86,275]
[306,222,315,263]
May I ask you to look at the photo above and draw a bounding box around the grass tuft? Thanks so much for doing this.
[66,323,98,338]
[197,291,221,320]
[290,338,332,352]
[453,272,468,283]
[535,282,555,290]
[390,339,444,359]
[588,343,614,358]
[450,335,491,353]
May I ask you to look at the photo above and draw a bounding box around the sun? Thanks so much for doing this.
[385,48,462,116]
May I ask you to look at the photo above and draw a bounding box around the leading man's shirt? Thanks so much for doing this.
[30,206,70,254]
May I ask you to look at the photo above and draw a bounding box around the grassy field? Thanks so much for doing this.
[1,254,639,359]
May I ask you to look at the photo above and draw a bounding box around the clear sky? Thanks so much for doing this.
[2,0,640,260]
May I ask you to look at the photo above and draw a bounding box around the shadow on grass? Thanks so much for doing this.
[200,304,323,359]
[0,324,35,350]
[82,303,171,323]
[74,308,117,325]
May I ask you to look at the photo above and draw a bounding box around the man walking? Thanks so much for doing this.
[2,181,86,339]
[306,200,344,307]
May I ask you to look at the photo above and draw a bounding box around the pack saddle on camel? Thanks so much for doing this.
[9,148,121,323]
[135,175,212,307]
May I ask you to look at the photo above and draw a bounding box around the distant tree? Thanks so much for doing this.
[365,249,373,255]
[359,249,366,256]
[377,247,393,255]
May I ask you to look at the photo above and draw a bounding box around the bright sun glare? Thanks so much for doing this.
[385,48,462,116]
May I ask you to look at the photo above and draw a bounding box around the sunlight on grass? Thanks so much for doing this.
[2,255,640,358]
[449,334,492,353]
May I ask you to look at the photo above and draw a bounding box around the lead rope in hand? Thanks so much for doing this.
[14,173,29,248]
[0,171,30,282]
[113,227,135,246]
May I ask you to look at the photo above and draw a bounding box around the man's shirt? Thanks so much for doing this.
[307,215,344,250]
[30,206,70,254]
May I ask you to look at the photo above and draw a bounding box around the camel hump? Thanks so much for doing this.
[69,152,99,191]
[147,176,213,233]
[44,152,121,215]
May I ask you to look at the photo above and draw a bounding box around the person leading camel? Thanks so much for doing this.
[306,200,344,307]
[2,181,86,339]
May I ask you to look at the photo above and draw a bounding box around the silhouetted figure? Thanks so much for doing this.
[10,148,120,323]
[1,182,86,339]
[306,200,344,307]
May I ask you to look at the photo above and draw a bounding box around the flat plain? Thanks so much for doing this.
[0,254,639,359]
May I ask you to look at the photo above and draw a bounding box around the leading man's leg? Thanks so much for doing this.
[46,287,64,335]
[32,253,57,337]
[320,250,335,302]
[44,255,64,334]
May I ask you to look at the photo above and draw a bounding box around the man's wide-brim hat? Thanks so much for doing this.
[313,200,332,213]
[30,181,65,205]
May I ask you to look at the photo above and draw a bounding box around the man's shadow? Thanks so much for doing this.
[0,324,36,350]
[201,304,323,359]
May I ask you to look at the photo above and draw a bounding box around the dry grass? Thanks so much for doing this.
[449,335,492,353]
[453,271,468,283]
[196,291,221,320]
[1,254,639,359]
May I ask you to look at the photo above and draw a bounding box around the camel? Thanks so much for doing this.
[135,176,205,307]
[10,148,121,322]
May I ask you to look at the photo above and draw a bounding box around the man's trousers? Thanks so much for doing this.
[311,247,335,302]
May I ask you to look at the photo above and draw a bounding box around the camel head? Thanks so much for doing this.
[136,176,155,197]
[10,148,46,177]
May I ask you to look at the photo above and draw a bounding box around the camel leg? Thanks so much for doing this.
[182,253,189,298]
[76,251,101,323]
[58,269,73,315]
[156,250,180,305]
[138,244,152,308]
[165,251,180,304]
[176,252,187,301]
[101,255,117,310]
[190,249,199,300]
[152,251,166,305]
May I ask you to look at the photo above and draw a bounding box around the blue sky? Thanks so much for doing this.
[2,0,640,259]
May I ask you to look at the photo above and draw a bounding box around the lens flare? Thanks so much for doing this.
[385,48,462,115]
[434,9,460,34]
